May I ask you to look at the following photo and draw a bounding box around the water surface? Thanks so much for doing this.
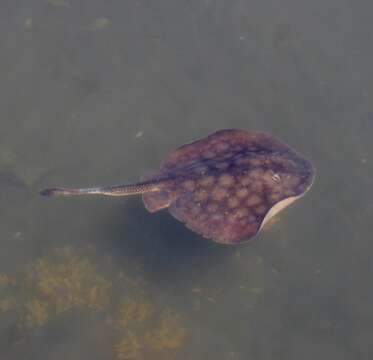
[1,0,373,359]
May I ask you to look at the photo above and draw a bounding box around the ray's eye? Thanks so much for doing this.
[271,174,281,183]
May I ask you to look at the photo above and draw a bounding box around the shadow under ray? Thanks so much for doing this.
[94,197,235,289]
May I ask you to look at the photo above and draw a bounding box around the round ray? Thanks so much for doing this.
[143,129,315,244]
[40,129,315,245]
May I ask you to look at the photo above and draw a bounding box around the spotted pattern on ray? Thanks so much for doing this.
[143,129,315,244]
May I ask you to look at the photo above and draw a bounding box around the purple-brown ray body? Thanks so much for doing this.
[40,129,315,244]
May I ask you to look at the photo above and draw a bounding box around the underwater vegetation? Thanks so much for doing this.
[0,275,16,313]
[0,246,186,359]
[115,303,186,359]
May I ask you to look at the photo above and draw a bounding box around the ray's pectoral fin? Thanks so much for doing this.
[168,194,263,244]
[142,190,173,212]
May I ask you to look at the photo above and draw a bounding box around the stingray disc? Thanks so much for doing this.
[143,129,315,244]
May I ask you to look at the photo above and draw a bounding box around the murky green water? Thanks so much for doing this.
[1,0,373,359]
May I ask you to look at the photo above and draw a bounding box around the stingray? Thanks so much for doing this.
[40,129,315,244]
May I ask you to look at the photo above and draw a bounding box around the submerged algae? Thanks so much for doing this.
[23,299,49,328]
[0,298,16,313]
[0,274,17,313]
[114,299,186,359]
[145,309,186,350]
[0,246,187,359]
[24,247,112,315]
[0,274,16,287]
[115,331,142,360]
[117,298,153,329]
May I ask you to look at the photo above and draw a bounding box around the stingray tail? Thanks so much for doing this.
[39,187,107,197]
[39,181,164,198]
